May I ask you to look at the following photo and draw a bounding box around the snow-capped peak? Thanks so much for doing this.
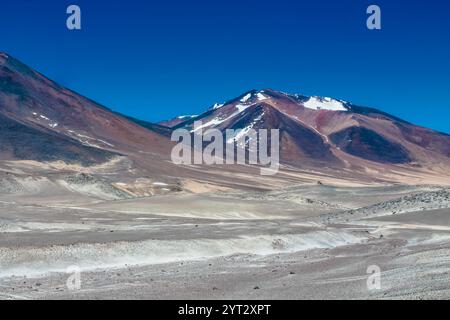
[303,96,347,111]
[240,91,269,103]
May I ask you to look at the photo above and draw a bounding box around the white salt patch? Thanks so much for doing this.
[153,182,168,186]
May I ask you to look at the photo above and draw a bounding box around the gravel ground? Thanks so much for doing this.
[1,185,450,300]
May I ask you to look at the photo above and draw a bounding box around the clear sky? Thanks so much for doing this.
[1,0,449,133]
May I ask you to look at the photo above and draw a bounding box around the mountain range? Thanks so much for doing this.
[1,51,449,191]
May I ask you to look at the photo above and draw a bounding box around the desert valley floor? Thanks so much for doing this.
[1,183,450,300]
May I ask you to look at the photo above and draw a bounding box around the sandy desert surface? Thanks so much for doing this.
[1,183,450,300]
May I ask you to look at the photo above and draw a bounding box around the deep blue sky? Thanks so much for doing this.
[1,0,449,133]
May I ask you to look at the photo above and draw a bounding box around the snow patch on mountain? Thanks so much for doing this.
[303,97,347,111]
[256,92,268,101]
[66,130,115,148]
[212,103,224,110]
[193,102,256,133]
[191,117,225,132]
[240,93,252,103]
[177,115,197,119]
[226,112,265,144]
[34,114,59,128]
[236,104,251,113]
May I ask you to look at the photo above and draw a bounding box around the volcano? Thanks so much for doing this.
[1,52,449,187]
[168,89,450,172]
